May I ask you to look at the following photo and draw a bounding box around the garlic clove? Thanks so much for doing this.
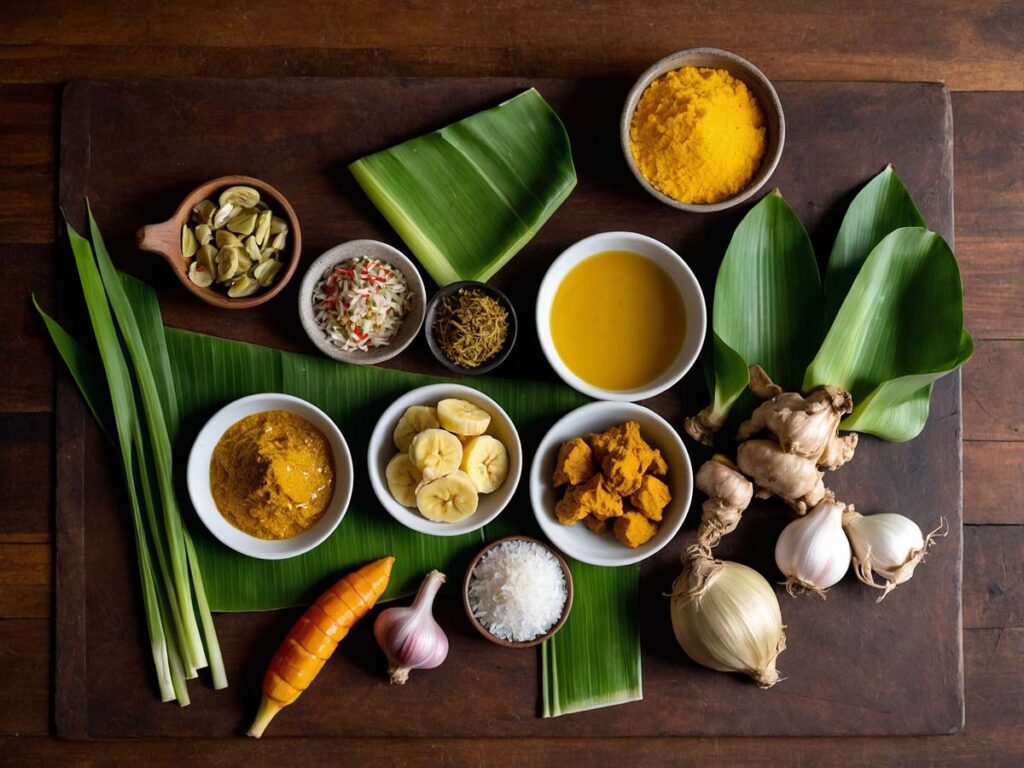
[842,510,946,602]
[373,570,449,684]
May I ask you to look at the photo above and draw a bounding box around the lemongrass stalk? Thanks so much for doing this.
[128,467,174,702]
[133,421,199,677]
[86,206,208,671]
[63,221,180,699]
[156,575,191,706]
[184,531,228,690]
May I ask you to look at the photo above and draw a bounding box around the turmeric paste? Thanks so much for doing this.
[210,410,335,540]
[629,67,766,204]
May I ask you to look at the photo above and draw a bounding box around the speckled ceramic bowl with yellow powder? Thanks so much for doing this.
[621,48,784,213]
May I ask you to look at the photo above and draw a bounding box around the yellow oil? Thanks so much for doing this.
[550,250,686,391]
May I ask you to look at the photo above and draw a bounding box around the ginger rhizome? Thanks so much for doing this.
[694,455,754,549]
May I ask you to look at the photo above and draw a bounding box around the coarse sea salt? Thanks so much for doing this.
[468,540,567,642]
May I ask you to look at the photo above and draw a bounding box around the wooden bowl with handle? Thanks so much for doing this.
[136,174,302,309]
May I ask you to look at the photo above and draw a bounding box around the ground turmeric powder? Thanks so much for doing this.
[210,410,335,539]
[629,67,766,204]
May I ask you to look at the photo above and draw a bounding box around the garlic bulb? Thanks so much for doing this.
[842,510,945,602]
[775,497,851,597]
[670,546,786,688]
[373,570,449,684]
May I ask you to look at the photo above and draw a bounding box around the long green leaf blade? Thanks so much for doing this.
[350,88,576,285]
[87,205,208,673]
[805,227,972,441]
[62,222,177,702]
[542,562,641,717]
[825,165,925,319]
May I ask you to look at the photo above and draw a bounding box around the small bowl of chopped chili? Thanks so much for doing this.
[424,281,517,375]
[298,239,427,365]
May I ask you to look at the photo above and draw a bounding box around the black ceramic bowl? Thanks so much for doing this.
[424,280,517,376]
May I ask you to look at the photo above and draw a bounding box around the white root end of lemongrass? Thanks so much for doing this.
[853,518,948,603]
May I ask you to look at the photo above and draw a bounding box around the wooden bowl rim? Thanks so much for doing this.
[462,534,574,649]
[137,174,302,310]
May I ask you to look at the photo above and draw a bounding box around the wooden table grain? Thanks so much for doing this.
[0,1,1021,765]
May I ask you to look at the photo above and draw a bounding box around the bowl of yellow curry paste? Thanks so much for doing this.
[187,393,353,559]
[621,48,784,212]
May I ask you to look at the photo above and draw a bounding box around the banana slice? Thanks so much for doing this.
[393,405,440,452]
[385,453,421,507]
[416,470,479,522]
[460,435,509,494]
[437,398,491,436]
[408,428,463,481]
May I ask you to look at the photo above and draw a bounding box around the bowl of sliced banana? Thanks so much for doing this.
[368,383,522,537]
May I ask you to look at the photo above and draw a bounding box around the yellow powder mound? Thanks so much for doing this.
[629,67,766,205]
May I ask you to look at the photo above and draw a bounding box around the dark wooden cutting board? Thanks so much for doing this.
[55,78,962,739]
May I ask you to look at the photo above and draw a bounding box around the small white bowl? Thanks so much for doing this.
[535,231,707,401]
[368,383,522,537]
[297,239,427,365]
[186,393,353,560]
[530,401,692,567]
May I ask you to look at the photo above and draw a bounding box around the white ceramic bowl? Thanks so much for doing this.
[530,401,692,567]
[535,231,707,401]
[368,383,522,537]
[298,239,427,365]
[186,393,353,560]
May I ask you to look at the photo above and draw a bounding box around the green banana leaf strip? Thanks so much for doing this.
[542,562,642,717]
[805,227,973,441]
[824,165,925,320]
[698,192,826,433]
[350,88,576,286]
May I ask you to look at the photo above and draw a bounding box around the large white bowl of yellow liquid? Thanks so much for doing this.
[536,232,706,402]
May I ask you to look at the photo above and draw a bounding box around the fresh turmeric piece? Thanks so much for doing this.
[629,67,766,204]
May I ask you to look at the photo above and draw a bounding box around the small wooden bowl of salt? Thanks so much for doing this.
[463,535,574,649]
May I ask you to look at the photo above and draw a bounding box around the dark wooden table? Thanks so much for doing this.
[1,1,1021,765]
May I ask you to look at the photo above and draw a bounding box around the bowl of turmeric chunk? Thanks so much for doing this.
[621,47,785,212]
[530,401,692,567]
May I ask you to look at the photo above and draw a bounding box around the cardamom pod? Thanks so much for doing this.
[181,225,198,259]
[218,185,261,209]
[188,261,214,288]
[192,200,216,225]
[226,211,257,236]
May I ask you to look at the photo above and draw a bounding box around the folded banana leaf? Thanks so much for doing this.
[350,88,577,286]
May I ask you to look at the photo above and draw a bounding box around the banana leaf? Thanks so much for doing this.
[824,165,925,320]
[805,227,973,441]
[542,562,641,717]
[688,192,825,440]
[350,88,576,286]
[47,270,642,714]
